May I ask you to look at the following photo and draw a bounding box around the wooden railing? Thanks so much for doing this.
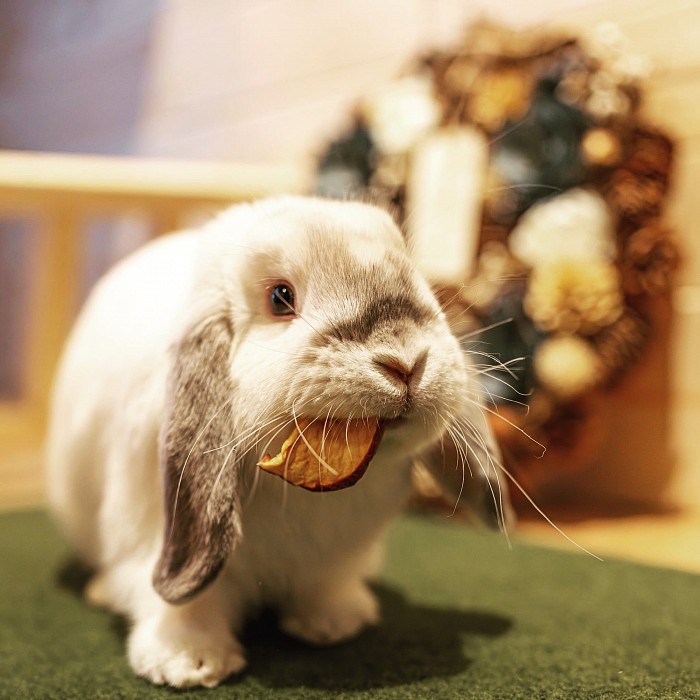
[0,150,306,505]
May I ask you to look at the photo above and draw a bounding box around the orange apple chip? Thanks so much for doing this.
[257,417,384,491]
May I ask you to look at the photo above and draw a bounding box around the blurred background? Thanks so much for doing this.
[0,0,698,571]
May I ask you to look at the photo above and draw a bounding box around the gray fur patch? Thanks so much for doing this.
[152,314,241,605]
[328,291,434,344]
[303,230,434,344]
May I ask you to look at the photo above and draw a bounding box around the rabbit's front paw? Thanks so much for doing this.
[281,583,379,646]
[128,615,246,688]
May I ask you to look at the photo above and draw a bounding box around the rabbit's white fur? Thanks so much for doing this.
[47,196,509,688]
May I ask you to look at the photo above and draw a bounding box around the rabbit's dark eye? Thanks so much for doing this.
[269,282,296,316]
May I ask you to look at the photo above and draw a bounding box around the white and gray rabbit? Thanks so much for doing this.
[46,196,511,688]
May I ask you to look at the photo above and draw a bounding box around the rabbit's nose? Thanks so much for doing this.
[373,350,427,387]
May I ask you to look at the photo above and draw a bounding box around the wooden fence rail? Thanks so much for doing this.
[0,150,305,506]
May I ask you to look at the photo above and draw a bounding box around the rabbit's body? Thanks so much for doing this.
[48,232,194,567]
[47,197,509,688]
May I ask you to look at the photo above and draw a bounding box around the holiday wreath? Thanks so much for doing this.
[314,21,679,502]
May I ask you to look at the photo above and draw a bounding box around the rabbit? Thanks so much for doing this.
[46,195,512,688]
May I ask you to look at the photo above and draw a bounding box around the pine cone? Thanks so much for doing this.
[625,128,673,178]
[604,169,666,221]
[525,260,624,335]
[460,19,575,60]
[621,221,680,295]
[590,309,650,384]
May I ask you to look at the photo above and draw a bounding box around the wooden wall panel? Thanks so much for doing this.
[1,0,699,510]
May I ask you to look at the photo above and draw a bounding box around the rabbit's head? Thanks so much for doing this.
[153,197,509,604]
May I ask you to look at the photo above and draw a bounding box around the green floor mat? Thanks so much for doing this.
[1,509,698,699]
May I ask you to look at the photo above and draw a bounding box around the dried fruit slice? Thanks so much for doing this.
[257,417,384,492]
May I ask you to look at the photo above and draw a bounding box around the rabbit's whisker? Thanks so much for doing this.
[472,371,532,411]
[207,410,289,510]
[291,408,338,477]
[456,395,603,559]
[456,317,516,340]
[443,423,469,518]
[254,417,296,464]
[496,457,603,561]
[464,396,546,455]
[452,413,510,540]
[203,413,284,454]
[464,349,523,380]
[318,406,335,481]
[449,414,506,532]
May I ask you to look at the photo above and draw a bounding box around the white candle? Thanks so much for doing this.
[406,126,488,286]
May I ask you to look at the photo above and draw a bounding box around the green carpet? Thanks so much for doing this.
[1,510,699,700]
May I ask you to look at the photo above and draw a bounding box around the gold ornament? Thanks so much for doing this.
[581,127,622,167]
[466,66,533,133]
[534,334,603,400]
[525,260,624,335]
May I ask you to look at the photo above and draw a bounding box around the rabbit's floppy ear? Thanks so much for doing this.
[153,313,242,605]
[420,396,515,531]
